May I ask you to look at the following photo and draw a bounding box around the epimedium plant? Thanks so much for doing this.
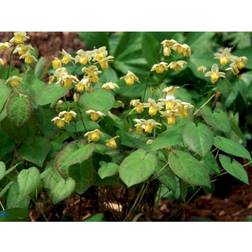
[0,32,251,221]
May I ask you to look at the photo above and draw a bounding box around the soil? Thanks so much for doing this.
[155,166,252,221]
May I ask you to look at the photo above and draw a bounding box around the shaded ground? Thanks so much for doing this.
[155,167,252,221]
[0,32,84,57]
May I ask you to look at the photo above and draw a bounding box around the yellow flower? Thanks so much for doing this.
[151,62,169,74]
[58,110,77,123]
[97,56,114,70]
[86,110,105,122]
[214,48,232,65]
[144,98,163,116]
[105,136,119,149]
[167,115,176,125]
[13,44,30,56]
[0,42,11,52]
[20,53,37,64]
[84,129,102,142]
[134,119,161,134]
[168,60,187,71]
[54,68,78,88]
[232,56,248,70]
[130,99,144,113]
[54,67,68,80]
[102,82,119,91]
[61,75,79,88]
[51,117,65,128]
[10,32,29,44]
[162,86,178,96]
[82,65,101,84]
[120,71,139,86]
[93,46,108,62]
[226,63,240,76]
[52,57,62,69]
[197,65,207,73]
[160,111,177,125]
[73,93,80,102]
[173,43,191,57]
[61,49,74,65]
[75,77,90,93]
[75,49,91,65]
[56,100,64,110]
[143,119,161,134]
[0,58,4,66]
[6,76,22,88]
[134,119,145,134]
[204,64,226,84]
[161,39,178,57]
[177,101,194,117]
[158,96,177,110]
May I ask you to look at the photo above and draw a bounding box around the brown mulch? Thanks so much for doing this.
[0,32,84,57]
[156,168,252,221]
[0,32,85,68]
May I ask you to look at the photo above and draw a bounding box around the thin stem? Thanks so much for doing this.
[243,160,252,167]
[124,183,147,221]
[7,48,14,79]
[193,94,216,116]
[5,161,23,176]
[77,103,87,132]
[0,200,5,211]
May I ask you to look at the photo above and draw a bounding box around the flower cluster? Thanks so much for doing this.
[151,39,191,74]
[51,110,77,128]
[132,86,193,134]
[50,46,121,149]
[161,39,191,57]
[201,47,248,84]
[120,71,139,86]
[0,32,37,66]
[49,46,115,98]
[214,47,248,76]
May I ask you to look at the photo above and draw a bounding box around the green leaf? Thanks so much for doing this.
[168,150,210,187]
[187,32,215,56]
[219,155,249,184]
[0,81,11,112]
[51,177,76,204]
[6,95,32,127]
[17,167,41,197]
[100,68,118,83]
[79,89,115,113]
[34,57,47,79]
[84,213,104,222]
[214,136,251,160]
[0,129,14,159]
[201,107,231,134]
[201,152,220,174]
[78,32,109,49]
[98,162,119,179]
[144,130,183,151]
[69,159,96,194]
[142,33,160,66]
[18,137,51,167]
[0,208,29,221]
[55,141,95,176]
[155,165,177,193]
[119,149,157,187]
[0,161,6,180]
[35,83,67,106]
[182,122,213,156]
[6,182,30,209]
